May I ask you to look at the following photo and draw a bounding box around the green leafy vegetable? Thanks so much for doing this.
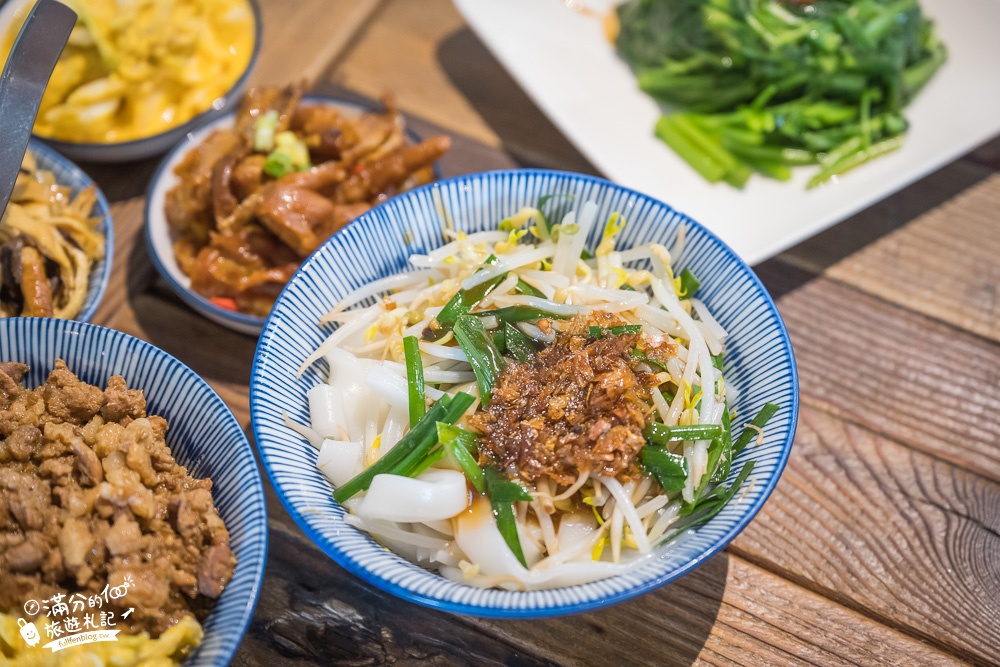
[436,255,502,328]
[644,422,722,444]
[588,324,642,338]
[630,349,670,373]
[333,396,452,503]
[677,269,700,298]
[674,461,756,531]
[616,0,946,188]
[503,322,536,362]
[515,279,545,298]
[733,402,781,455]
[332,392,475,502]
[474,305,573,324]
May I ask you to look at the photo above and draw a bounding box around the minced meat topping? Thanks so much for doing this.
[470,324,656,486]
[0,361,235,638]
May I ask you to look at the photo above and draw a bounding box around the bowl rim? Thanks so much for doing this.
[249,168,799,617]
[143,93,442,331]
[0,317,269,662]
[22,138,114,323]
[3,0,263,151]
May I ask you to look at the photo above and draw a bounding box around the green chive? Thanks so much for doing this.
[484,466,532,568]
[503,322,535,362]
[589,324,642,338]
[403,336,425,427]
[733,402,780,455]
[644,422,723,444]
[453,316,506,405]
[640,446,688,494]
[437,423,486,493]
[332,396,452,503]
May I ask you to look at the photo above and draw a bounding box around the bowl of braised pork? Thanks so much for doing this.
[145,83,450,335]
[0,318,267,665]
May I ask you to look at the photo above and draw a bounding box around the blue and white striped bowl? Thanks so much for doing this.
[25,139,113,323]
[250,170,798,617]
[0,318,267,664]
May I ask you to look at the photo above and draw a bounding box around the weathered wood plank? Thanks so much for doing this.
[775,159,992,274]
[89,197,157,325]
[327,0,596,173]
[465,553,960,667]
[825,173,1000,343]
[778,278,1000,483]
[233,501,558,667]
[232,495,959,667]
[251,0,383,88]
[731,404,1000,664]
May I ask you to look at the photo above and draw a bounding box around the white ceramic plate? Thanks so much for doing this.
[453,0,1000,264]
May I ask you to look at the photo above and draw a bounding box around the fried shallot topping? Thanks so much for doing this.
[471,327,654,486]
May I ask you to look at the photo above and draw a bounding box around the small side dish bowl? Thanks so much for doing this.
[249,169,798,617]
[0,318,268,664]
[145,95,436,336]
[14,139,114,322]
[0,0,261,163]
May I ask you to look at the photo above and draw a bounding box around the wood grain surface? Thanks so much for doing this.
[828,174,1000,344]
[463,554,961,667]
[779,278,1000,482]
[732,405,1000,664]
[51,0,1000,664]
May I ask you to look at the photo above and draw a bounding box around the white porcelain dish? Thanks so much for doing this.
[453,0,1000,264]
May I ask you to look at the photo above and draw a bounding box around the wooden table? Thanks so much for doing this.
[82,1,1000,664]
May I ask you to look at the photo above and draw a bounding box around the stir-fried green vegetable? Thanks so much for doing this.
[616,0,947,188]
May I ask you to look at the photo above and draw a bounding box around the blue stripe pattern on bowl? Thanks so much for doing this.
[23,139,114,323]
[0,318,267,664]
[251,169,798,617]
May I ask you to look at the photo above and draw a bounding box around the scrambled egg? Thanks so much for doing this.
[0,614,203,666]
[1,0,255,143]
